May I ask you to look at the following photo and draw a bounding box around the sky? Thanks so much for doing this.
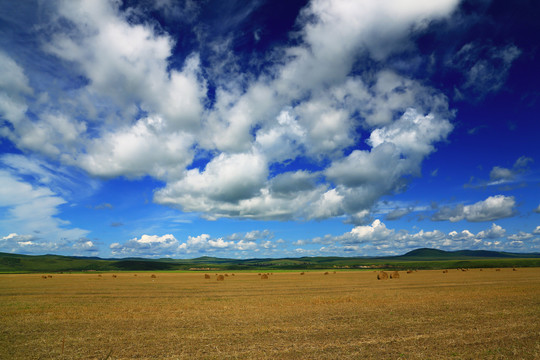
[1,0,539,259]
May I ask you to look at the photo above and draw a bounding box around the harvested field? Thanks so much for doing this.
[1,269,539,359]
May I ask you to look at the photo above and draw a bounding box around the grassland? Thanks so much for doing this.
[1,268,539,359]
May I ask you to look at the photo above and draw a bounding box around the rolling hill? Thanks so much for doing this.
[1,248,539,273]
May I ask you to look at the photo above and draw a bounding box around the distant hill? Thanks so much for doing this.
[1,248,540,273]
[396,248,540,260]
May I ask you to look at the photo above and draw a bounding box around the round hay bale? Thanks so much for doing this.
[495,268,501,271]
[391,271,400,279]
[151,274,157,278]
[377,271,389,280]
[513,268,517,271]
[41,275,47,279]
[204,274,211,279]
[231,274,235,276]
[216,275,225,281]
[324,272,329,275]
[98,274,102,277]
[407,270,413,274]
[261,274,269,280]
[47,275,53,278]
[442,269,448,273]
[112,274,117,278]
[225,274,229,277]
[300,272,304,275]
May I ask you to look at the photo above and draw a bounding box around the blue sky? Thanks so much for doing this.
[1,0,539,259]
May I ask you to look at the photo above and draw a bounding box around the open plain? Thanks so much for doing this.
[1,268,539,359]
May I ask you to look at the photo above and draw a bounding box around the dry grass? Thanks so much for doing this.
[1,269,539,359]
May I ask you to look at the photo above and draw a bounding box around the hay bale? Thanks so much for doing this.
[216,275,225,281]
[324,272,329,275]
[391,271,400,279]
[496,268,501,271]
[204,274,211,279]
[98,274,102,277]
[261,274,269,279]
[47,275,53,278]
[442,269,448,273]
[300,272,304,275]
[112,274,117,278]
[225,274,229,277]
[41,275,47,279]
[377,271,389,280]
[151,274,157,278]
[513,268,517,271]
[231,274,235,276]
[407,270,413,274]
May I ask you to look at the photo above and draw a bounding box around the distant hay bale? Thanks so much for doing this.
[479,269,483,271]
[377,271,389,280]
[257,273,261,276]
[112,274,117,278]
[204,274,211,279]
[407,270,413,274]
[41,275,47,279]
[225,274,229,277]
[300,272,304,275]
[47,275,53,278]
[496,268,501,271]
[391,271,400,279]
[217,275,225,281]
[98,274,102,277]
[231,274,235,276]
[442,270,448,273]
[324,272,329,275]
[151,274,157,278]
[261,274,269,279]
[134,274,137,277]
[513,268,517,271]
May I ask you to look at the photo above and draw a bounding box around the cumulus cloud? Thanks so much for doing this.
[109,230,280,257]
[432,195,516,222]
[476,223,506,239]
[1,0,463,226]
[294,220,536,256]
[533,226,540,235]
[110,234,179,257]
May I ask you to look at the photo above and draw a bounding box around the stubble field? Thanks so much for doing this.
[1,268,539,359]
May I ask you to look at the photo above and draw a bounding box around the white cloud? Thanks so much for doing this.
[507,232,534,242]
[432,195,516,222]
[0,168,89,247]
[2,0,462,225]
[295,219,538,256]
[110,234,179,257]
[476,223,506,239]
[533,226,540,235]
[489,156,533,184]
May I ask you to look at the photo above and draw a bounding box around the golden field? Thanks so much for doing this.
[1,268,539,359]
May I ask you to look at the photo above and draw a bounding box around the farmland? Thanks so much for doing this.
[1,269,539,359]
